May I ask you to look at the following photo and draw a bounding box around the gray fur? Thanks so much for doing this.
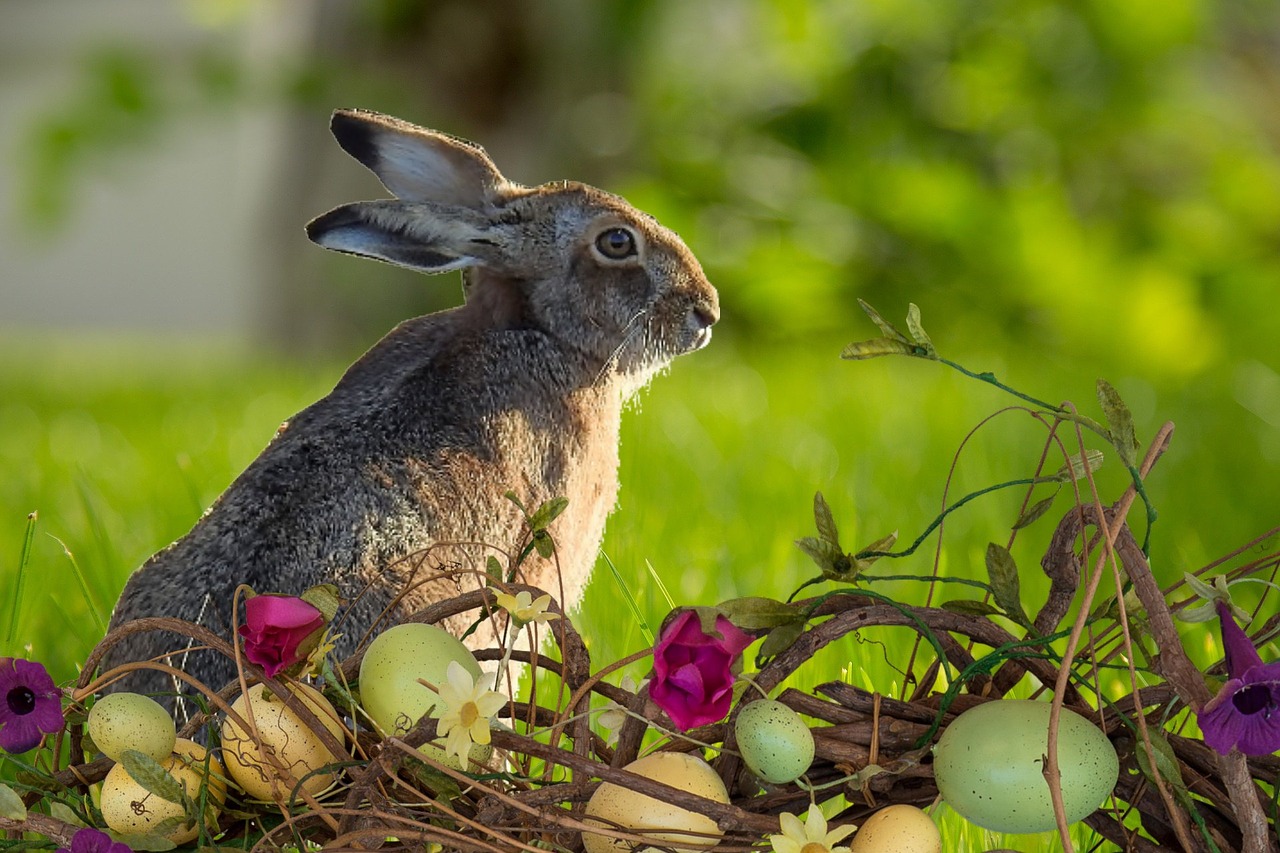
[102,109,719,702]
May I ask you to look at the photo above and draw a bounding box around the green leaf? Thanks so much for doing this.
[716,597,804,630]
[118,750,189,808]
[813,491,840,547]
[857,299,910,341]
[840,337,917,361]
[1175,601,1217,624]
[985,543,1030,627]
[1132,729,1192,807]
[1056,449,1105,481]
[795,536,839,576]
[113,832,178,852]
[905,303,937,356]
[940,599,1003,618]
[855,531,898,562]
[485,556,504,584]
[1182,571,1220,602]
[300,583,341,623]
[0,783,26,821]
[758,622,805,659]
[1097,379,1140,468]
[48,801,86,828]
[1012,494,1057,530]
[528,496,569,531]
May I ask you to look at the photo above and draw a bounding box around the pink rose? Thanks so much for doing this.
[238,595,326,678]
[649,609,753,731]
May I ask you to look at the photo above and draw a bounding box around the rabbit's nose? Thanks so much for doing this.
[689,302,718,350]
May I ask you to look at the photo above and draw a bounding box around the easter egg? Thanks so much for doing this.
[734,699,815,784]
[100,738,225,844]
[932,700,1119,834]
[221,680,345,801]
[849,804,941,853]
[583,752,729,853]
[88,692,176,763]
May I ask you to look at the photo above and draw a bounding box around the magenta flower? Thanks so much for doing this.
[57,827,132,853]
[238,595,326,678]
[0,657,64,753]
[649,609,753,731]
[1198,601,1280,756]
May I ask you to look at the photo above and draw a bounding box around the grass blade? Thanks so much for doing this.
[599,551,653,646]
[48,534,109,635]
[6,511,38,650]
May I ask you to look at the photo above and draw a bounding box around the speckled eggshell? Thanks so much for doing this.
[932,700,1119,834]
[734,699,815,784]
[849,804,941,853]
[583,752,729,853]
[221,681,346,801]
[87,692,177,763]
[100,738,226,844]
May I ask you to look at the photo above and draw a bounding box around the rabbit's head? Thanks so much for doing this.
[306,109,719,388]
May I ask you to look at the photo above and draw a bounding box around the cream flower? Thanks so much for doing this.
[598,674,647,746]
[494,590,559,629]
[434,661,506,768]
[769,809,856,853]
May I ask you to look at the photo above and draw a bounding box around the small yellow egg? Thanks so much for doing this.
[850,804,941,853]
[100,738,225,844]
[220,681,345,802]
[583,752,729,853]
[88,692,177,763]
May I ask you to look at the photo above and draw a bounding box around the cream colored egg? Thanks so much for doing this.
[583,752,729,853]
[100,738,225,844]
[850,804,941,853]
[220,681,346,802]
[88,692,177,763]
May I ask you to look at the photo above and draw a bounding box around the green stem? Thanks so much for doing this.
[7,512,38,651]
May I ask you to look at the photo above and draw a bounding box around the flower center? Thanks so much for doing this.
[459,702,480,728]
[1232,684,1272,716]
[6,686,36,716]
[800,843,830,853]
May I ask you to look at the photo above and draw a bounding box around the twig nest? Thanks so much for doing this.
[220,681,345,802]
[583,752,729,853]
[932,700,1119,833]
[99,738,225,844]
[849,804,941,853]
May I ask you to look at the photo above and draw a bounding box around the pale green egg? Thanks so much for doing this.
[932,700,1119,834]
[87,691,176,763]
[358,622,490,768]
[734,699,815,784]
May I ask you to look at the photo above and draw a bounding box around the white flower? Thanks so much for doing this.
[494,590,559,629]
[598,674,647,746]
[769,809,856,853]
[434,661,506,768]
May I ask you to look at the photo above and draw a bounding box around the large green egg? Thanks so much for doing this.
[358,623,490,768]
[933,700,1118,834]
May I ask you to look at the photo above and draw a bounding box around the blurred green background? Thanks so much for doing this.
[2,1,1279,847]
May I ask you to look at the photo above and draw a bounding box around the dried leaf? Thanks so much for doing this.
[48,801,86,828]
[1012,494,1057,530]
[118,750,189,809]
[857,299,910,341]
[986,543,1030,627]
[300,584,341,623]
[813,491,840,547]
[905,303,937,356]
[841,337,917,361]
[1097,379,1140,467]
[795,536,839,575]
[0,783,25,821]
[940,599,1003,618]
[716,597,804,630]
[1056,449,1105,482]
[1133,729,1192,807]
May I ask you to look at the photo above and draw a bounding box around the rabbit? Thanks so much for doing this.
[100,108,719,706]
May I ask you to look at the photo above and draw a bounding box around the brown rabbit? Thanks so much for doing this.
[102,108,719,703]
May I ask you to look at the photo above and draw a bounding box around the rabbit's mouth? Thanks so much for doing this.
[685,301,718,353]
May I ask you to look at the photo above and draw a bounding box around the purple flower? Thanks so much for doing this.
[238,594,326,678]
[649,609,753,731]
[1198,601,1280,756]
[0,657,64,753]
[57,827,133,853]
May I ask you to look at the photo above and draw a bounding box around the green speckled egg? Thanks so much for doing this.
[87,692,176,763]
[734,699,815,784]
[933,700,1119,834]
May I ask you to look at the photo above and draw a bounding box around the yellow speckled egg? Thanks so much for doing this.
[583,752,729,853]
[100,738,225,844]
[850,804,941,853]
[932,700,1119,834]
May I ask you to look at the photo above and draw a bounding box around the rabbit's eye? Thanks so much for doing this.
[595,227,637,260]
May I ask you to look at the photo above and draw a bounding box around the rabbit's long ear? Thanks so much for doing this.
[329,109,511,209]
[306,200,498,274]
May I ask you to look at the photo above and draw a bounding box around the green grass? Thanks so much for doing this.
[2,328,1275,851]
